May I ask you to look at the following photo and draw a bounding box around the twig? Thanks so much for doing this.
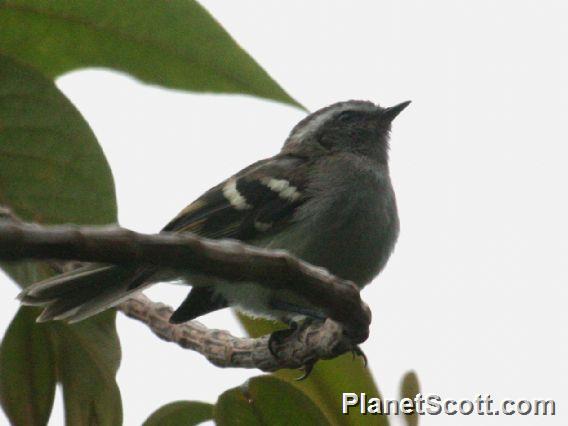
[0,206,371,371]
[119,293,354,371]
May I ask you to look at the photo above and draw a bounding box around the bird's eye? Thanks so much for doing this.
[336,111,359,123]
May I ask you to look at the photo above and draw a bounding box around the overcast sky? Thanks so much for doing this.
[1,1,567,425]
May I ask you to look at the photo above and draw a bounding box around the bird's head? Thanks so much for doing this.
[283,100,411,163]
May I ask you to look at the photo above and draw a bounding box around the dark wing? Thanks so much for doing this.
[154,154,313,323]
[161,154,311,241]
[130,154,311,292]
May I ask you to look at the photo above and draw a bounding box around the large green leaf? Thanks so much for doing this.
[0,55,121,425]
[0,0,303,109]
[215,375,330,426]
[239,315,389,426]
[0,50,116,291]
[0,307,56,426]
[0,55,116,227]
[52,314,122,425]
[143,401,214,426]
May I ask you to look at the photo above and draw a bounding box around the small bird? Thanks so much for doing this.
[19,100,409,329]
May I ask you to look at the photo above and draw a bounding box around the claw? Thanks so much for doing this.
[352,345,368,367]
[295,360,316,381]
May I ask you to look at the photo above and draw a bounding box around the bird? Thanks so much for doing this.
[19,99,409,331]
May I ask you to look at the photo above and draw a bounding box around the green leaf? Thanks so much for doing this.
[399,371,420,426]
[0,54,122,425]
[0,307,56,426]
[0,52,116,288]
[0,0,303,109]
[238,315,389,426]
[215,375,330,426]
[0,54,116,229]
[51,313,123,426]
[143,401,214,426]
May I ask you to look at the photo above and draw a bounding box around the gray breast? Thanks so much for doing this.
[263,154,399,287]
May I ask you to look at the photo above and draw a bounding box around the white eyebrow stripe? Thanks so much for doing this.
[291,109,336,141]
[222,179,252,210]
[261,178,301,201]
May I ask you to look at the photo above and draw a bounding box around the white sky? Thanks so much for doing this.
[1,1,567,425]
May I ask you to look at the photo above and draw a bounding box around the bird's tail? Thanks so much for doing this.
[18,265,153,323]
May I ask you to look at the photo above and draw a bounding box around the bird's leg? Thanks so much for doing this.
[267,326,296,359]
[267,299,326,358]
[266,300,327,379]
[266,311,299,359]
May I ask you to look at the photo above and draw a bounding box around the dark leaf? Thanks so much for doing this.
[0,0,303,109]
[143,401,214,426]
[238,314,390,426]
[51,312,122,426]
[0,55,121,425]
[0,307,56,426]
[215,375,330,426]
[0,54,116,231]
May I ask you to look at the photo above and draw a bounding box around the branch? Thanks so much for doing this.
[0,206,371,371]
[119,293,354,371]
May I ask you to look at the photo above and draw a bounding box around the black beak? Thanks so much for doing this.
[381,100,411,122]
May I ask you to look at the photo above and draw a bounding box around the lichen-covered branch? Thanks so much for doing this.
[0,206,371,371]
[119,293,355,372]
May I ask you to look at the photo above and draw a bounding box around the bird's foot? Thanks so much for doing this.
[268,324,297,359]
[295,359,317,381]
[351,345,368,367]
